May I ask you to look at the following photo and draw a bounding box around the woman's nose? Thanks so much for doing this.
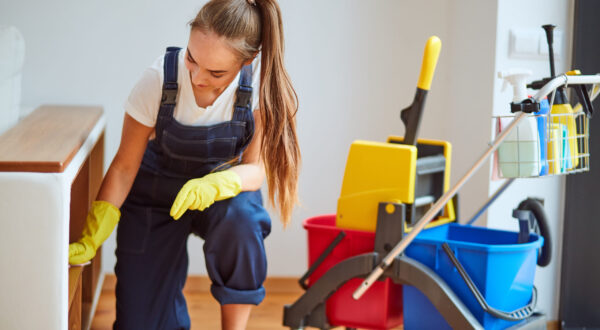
[190,69,208,86]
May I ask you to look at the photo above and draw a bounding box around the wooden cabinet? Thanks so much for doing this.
[0,105,106,329]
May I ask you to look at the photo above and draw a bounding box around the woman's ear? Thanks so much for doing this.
[243,52,259,66]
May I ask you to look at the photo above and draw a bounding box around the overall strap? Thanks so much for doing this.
[233,64,253,121]
[156,46,181,143]
[233,64,255,158]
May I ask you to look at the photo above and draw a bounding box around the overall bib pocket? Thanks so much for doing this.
[161,130,238,162]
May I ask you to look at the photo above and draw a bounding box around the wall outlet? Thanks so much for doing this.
[510,28,539,57]
[509,28,562,60]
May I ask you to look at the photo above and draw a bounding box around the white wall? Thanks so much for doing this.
[1,0,572,321]
[277,0,454,276]
[0,0,455,277]
[0,0,210,275]
[443,0,499,226]
[487,0,574,320]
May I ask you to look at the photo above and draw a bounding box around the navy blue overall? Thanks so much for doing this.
[113,47,271,330]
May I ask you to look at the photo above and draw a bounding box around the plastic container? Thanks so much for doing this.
[497,115,541,177]
[495,109,589,178]
[304,215,403,330]
[550,103,579,168]
[548,123,571,173]
[403,223,543,330]
[536,98,550,175]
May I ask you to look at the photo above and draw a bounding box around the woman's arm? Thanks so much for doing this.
[69,113,153,264]
[229,109,266,191]
[96,113,154,208]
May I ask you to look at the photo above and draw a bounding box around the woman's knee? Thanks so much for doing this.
[213,191,271,239]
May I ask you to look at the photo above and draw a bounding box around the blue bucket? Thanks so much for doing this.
[403,223,543,329]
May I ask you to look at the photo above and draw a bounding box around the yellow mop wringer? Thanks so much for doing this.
[336,36,455,234]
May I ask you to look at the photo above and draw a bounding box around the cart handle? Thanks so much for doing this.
[533,74,600,102]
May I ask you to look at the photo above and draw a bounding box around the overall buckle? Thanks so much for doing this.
[235,87,252,108]
[161,87,177,105]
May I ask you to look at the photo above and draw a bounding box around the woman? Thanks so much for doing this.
[68,0,300,329]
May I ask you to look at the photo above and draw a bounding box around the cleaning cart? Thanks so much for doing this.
[283,25,599,330]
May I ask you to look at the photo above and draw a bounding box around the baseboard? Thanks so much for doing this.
[102,274,303,294]
[546,320,559,330]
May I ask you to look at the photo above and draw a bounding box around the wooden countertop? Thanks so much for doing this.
[0,105,103,173]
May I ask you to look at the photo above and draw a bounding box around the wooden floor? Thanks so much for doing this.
[92,289,301,329]
[91,274,556,330]
[92,275,365,330]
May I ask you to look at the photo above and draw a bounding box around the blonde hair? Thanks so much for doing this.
[190,0,300,226]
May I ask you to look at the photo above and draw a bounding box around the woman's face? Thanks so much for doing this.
[184,29,246,94]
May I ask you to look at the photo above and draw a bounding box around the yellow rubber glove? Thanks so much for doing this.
[170,170,242,220]
[69,200,120,265]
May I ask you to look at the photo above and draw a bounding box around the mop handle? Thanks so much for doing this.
[353,74,600,300]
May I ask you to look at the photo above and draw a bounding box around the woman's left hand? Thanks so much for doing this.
[169,170,242,220]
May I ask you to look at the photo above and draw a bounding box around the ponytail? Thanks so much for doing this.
[255,0,301,227]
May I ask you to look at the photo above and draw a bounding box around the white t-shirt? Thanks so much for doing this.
[124,50,261,128]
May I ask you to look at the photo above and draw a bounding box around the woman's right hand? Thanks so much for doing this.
[69,200,121,265]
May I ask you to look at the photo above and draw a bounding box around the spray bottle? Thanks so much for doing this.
[497,69,542,177]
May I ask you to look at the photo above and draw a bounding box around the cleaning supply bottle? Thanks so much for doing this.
[549,93,578,169]
[497,69,541,177]
[547,123,564,174]
[537,98,550,175]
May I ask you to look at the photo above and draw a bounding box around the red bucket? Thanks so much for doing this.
[304,214,403,330]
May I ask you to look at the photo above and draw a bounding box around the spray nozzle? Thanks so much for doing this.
[498,69,532,103]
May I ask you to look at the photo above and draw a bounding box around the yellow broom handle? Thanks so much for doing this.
[417,36,442,91]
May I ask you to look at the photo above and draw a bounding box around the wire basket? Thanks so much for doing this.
[494,110,589,178]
